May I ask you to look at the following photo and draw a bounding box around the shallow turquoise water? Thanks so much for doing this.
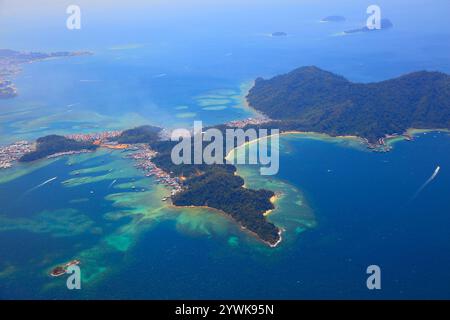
[1,133,449,299]
[1,0,450,299]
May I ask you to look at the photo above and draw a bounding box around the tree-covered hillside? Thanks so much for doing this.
[247,66,450,142]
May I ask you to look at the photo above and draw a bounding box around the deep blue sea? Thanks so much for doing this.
[0,0,450,299]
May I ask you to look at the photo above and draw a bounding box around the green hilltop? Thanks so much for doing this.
[246,66,450,143]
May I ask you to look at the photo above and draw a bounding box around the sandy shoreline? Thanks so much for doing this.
[168,202,283,247]
[226,127,450,161]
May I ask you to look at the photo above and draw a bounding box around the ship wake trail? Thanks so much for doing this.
[24,176,58,195]
[412,166,440,200]
[108,179,117,189]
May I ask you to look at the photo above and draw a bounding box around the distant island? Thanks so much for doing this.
[246,66,450,144]
[321,15,346,22]
[271,32,287,37]
[0,49,92,99]
[344,18,393,34]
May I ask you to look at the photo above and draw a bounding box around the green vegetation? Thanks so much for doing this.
[19,135,98,162]
[151,138,281,245]
[114,125,162,144]
[20,125,281,245]
[247,66,450,142]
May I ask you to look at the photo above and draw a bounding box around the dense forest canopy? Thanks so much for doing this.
[19,135,98,162]
[114,125,162,144]
[246,66,450,142]
[151,137,281,245]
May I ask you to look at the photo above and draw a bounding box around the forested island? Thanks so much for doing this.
[246,66,450,143]
[19,135,98,162]
[152,139,280,245]
[272,32,287,37]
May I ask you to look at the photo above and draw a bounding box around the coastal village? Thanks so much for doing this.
[225,115,272,128]
[67,131,183,197]
[0,140,35,169]
[125,144,183,200]
[0,129,184,199]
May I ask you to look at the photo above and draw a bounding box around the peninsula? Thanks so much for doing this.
[9,125,281,246]
[117,126,281,245]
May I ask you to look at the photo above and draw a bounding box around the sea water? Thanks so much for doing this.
[1,0,450,298]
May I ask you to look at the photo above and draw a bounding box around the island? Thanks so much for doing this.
[271,32,287,37]
[246,66,450,145]
[321,15,346,22]
[0,49,92,98]
[344,18,393,34]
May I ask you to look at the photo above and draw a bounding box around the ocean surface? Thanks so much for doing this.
[1,0,450,299]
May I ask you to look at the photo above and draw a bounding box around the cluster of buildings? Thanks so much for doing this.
[226,116,272,128]
[1,128,183,201]
[66,130,122,143]
[0,140,35,169]
[127,144,183,200]
[0,79,17,99]
[366,133,415,152]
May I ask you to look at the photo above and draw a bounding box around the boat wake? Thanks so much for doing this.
[24,176,58,195]
[108,179,117,189]
[412,166,440,200]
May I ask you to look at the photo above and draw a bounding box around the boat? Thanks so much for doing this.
[50,266,66,277]
[49,260,81,277]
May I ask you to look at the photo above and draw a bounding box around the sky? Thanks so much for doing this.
[1,0,449,52]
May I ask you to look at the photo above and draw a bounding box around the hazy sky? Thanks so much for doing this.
[1,0,449,52]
